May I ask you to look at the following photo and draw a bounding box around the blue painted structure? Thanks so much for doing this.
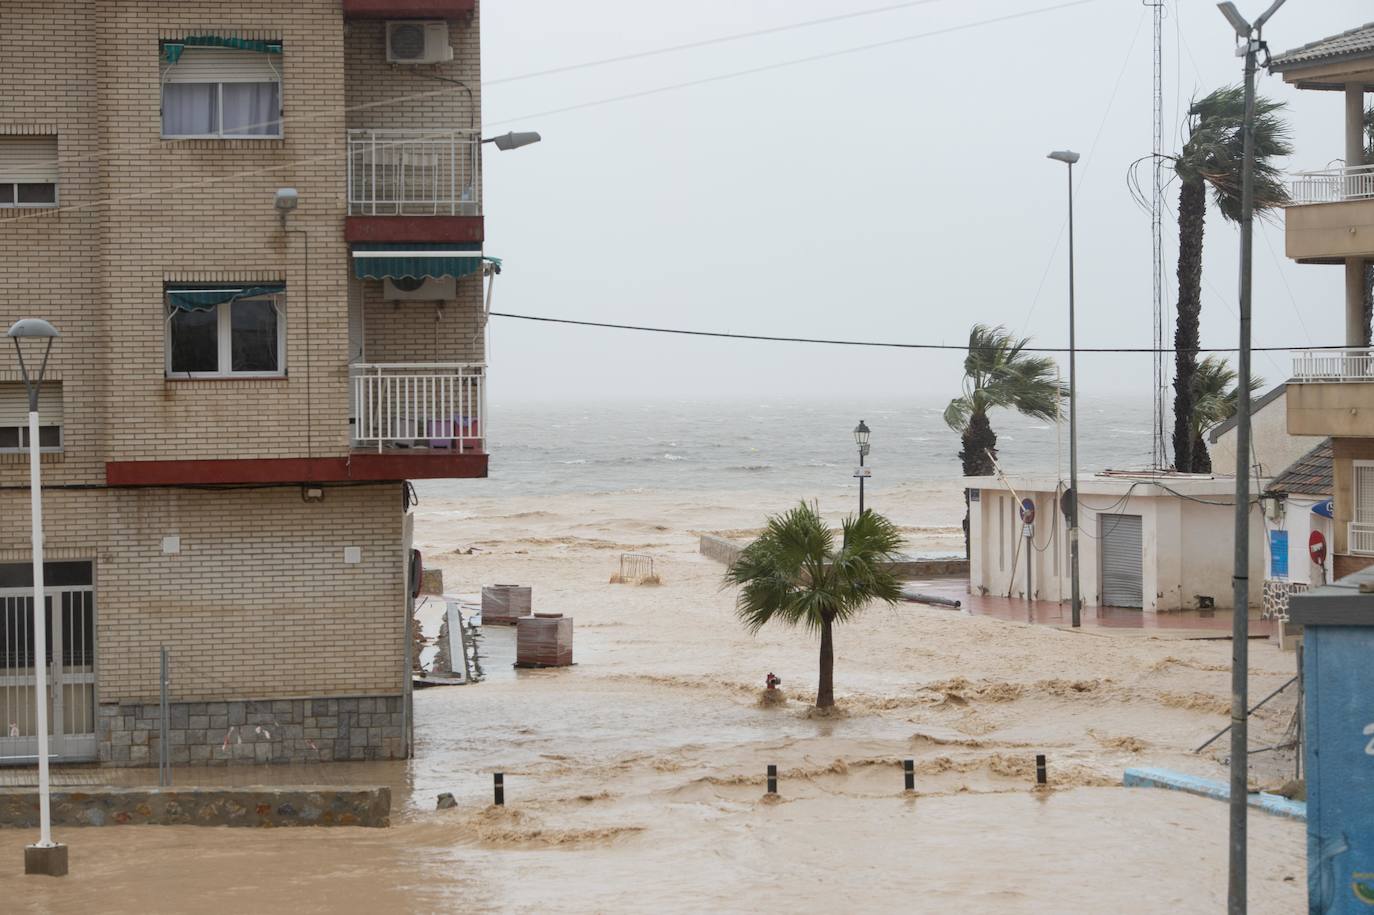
[1290,574,1374,914]
[1122,767,1306,821]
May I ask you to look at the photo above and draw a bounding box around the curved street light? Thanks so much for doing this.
[8,318,66,876]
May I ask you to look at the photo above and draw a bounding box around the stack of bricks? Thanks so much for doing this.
[515,613,573,668]
[481,583,532,625]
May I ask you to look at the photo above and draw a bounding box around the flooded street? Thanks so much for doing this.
[4,486,1306,912]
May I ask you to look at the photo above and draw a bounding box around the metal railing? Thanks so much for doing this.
[1350,521,1374,557]
[351,363,485,452]
[1292,348,1374,382]
[346,129,481,216]
[1289,163,1374,205]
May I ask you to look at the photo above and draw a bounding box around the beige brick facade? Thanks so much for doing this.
[0,1,486,764]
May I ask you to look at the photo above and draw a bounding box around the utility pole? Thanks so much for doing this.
[1217,3,1285,912]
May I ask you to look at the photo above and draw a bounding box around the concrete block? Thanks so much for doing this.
[129,745,149,764]
[24,844,68,876]
[227,705,246,726]
[187,703,207,717]
[188,716,209,731]
[206,703,228,717]
[169,707,189,729]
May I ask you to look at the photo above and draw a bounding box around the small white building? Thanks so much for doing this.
[968,472,1267,611]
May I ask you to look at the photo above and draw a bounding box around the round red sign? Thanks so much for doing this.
[1309,530,1327,566]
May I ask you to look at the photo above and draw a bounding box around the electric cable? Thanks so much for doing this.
[488,310,1351,354]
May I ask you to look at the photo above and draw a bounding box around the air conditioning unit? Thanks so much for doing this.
[386,21,454,65]
[383,276,456,301]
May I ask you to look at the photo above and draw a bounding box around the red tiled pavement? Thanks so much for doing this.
[902,577,1274,636]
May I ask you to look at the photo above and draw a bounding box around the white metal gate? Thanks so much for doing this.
[0,562,96,764]
[1099,514,1144,609]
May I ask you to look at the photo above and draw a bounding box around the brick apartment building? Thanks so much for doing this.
[0,0,492,766]
[1272,25,1374,581]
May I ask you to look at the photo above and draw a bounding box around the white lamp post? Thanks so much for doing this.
[1046,149,1082,630]
[8,318,67,877]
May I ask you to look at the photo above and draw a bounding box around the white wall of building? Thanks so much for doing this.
[970,476,1266,610]
[1210,387,1323,479]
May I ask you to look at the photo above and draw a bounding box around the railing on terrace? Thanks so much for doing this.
[351,363,485,452]
[347,129,481,216]
[1292,348,1374,382]
[1290,163,1374,205]
[1349,521,1374,557]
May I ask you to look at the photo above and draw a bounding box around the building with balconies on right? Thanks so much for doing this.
[1272,23,1374,579]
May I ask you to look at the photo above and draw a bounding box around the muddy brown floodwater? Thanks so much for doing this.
[4,486,1307,913]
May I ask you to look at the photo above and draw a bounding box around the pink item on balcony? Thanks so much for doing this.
[427,415,480,449]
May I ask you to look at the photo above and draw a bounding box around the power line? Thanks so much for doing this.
[489,310,1342,354]
[9,1,1099,222]
[482,0,1099,129]
[484,0,956,86]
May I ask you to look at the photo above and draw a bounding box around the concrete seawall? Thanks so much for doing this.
[0,785,390,828]
[700,534,968,579]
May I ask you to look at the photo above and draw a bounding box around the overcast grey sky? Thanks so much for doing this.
[478,0,1365,404]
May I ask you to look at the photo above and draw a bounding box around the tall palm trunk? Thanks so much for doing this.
[1173,177,1206,472]
[1192,435,1212,474]
[959,411,997,559]
[816,611,835,708]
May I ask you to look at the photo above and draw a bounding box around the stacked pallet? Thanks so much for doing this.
[515,613,574,668]
[481,584,532,625]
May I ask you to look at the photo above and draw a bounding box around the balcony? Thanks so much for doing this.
[1285,164,1374,262]
[351,362,485,452]
[1288,348,1374,437]
[345,129,483,245]
[104,363,488,486]
[1349,522,1374,557]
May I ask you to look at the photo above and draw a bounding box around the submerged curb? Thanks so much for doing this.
[1122,767,1306,821]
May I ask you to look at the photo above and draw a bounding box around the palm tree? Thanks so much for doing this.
[724,503,903,709]
[943,324,1067,554]
[1188,355,1264,474]
[1172,86,1291,473]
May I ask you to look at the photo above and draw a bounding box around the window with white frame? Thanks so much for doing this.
[0,135,58,208]
[165,286,285,378]
[0,382,63,452]
[160,48,282,138]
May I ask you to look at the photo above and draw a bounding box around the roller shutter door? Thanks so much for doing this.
[1100,514,1143,608]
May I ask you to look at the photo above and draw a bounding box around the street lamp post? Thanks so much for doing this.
[853,421,870,515]
[1047,150,1082,629]
[8,318,67,877]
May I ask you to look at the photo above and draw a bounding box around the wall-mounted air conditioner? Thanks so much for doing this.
[383,276,457,301]
[386,21,454,65]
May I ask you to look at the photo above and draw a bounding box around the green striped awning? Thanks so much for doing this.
[351,243,487,281]
[162,36,284,64]
[166,283,285,312]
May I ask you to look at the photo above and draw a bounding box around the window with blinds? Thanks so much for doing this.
[161,49,282,139]
[0,382,63,452]
[0,136,58,208]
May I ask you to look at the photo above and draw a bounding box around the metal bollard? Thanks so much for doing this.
[494,772,505,806]
[766,764,777,794]
[1035,754,1047,786]
[904,759,915,791]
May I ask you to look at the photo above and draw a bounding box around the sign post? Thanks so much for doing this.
[1019,499,1036,606]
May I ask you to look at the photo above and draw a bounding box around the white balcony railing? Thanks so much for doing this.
[1349,521,1374,557]
[1292,348,1374,382]
[351,363,485,452]
[1290,163,1374,205]
[346,129,481,216]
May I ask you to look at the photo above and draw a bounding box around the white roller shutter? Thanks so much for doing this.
[0,382,63,426]
[1099,513,1143,608]
[162,48,280,83]
[0,136,58,183]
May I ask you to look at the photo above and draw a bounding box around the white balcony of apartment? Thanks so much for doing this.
[1285,163,1374,262]
[346,128,481,217]
[345,128,484,247]
[349,362,486,455]
[1288,348,1374,438]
